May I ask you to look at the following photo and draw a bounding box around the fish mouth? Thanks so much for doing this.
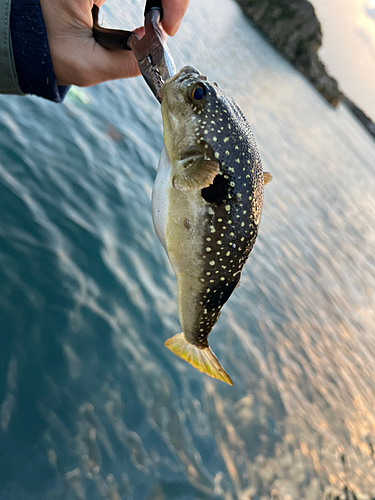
[164,66,206,87]
[176,66,201,80]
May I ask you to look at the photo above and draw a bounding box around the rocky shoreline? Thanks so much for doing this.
[342,96,375,140]
[235,0,375,140]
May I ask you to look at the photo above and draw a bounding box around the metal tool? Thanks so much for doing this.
[92,0,176,102]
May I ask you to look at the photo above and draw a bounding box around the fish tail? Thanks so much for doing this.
[165,333,233,385]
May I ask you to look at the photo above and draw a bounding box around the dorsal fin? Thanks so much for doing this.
[263,172,273,185]
[172,158,220,191]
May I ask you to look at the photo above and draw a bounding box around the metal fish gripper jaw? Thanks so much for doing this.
[92,0,176,103]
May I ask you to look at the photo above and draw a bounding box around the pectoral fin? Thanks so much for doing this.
[172,158,220,191]
[165,332,233,385]
[263,172,273,185]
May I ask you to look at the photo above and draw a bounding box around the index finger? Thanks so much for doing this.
[161,0,189,36]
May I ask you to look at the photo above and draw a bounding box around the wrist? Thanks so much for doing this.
[10,0,70,102]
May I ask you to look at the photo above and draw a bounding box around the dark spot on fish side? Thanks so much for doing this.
[201,174,228,205]
[183,219,191,230]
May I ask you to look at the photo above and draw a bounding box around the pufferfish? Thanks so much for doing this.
[151,66,272,385]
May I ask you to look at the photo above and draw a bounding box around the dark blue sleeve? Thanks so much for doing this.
[10,0,70,103]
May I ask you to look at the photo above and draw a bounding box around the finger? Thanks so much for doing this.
[90,0,106,9]
[88,26,145,83]
[83,44,141,85]
[161,0,189,36]
[54,27,145,86]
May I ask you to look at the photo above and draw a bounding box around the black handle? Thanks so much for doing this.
[92,5,133,50]
[92,1,163,51]
[144,0,163,21]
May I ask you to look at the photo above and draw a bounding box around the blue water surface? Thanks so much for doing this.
[1,0,375,499]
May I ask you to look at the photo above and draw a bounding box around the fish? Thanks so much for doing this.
[151,66,271,385]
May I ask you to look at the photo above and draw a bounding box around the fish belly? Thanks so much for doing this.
[166,187,208,344]
[152,148,207,344]
[151,147,171,251]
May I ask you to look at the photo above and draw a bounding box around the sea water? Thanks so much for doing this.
[1,0,375,498]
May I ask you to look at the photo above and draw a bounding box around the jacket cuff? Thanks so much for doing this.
[0,0,21,94]
[10,0,70,102]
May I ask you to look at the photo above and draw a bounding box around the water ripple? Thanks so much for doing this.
[1,0,375,498]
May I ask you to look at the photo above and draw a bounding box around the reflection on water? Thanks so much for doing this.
[1,0,375,498]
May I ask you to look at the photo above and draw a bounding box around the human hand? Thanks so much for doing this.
[39,0,189,87]
[160,0,189,36]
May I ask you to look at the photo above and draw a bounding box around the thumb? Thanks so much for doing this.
[54,27,145,87]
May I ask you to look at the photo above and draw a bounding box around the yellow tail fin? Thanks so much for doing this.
[165,333,233,385]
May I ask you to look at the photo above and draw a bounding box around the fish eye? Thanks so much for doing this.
[190,84,206,102]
